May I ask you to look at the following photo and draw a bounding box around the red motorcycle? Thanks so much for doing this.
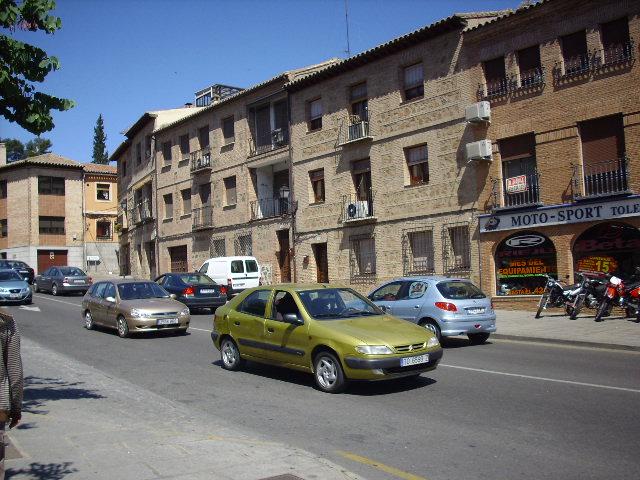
[594,268,640,322]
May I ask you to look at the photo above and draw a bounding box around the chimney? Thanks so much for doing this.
[184,102,193,108]
[0,143,6,166]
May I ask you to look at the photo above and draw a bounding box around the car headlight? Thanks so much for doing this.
[426,336,440,348]
[130,308,151,318]
[179,308,189,316]
[356,345,394,355]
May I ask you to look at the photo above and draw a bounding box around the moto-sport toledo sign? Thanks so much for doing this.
[479,196,640,233]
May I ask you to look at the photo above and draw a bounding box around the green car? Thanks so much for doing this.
[211,284,443,393]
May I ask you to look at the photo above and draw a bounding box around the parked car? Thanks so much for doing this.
[198,256,260,296]
[82,279,190,338]
[210,284,442,393]
[0,269,32,305]
[369,277,496,344]
[0,260,35,284]
[155,272,227,312]
[34,266,92,296]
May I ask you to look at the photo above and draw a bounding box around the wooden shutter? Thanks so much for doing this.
[561,31,587,59]
[500,134,536,162]
[580,115,625,167]
[483,57,506,83]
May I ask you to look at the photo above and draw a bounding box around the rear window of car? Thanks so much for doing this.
[178,274,215,285]
[118,282,169,300]
[245,260,259,273]
[436,281,486,300]
[198,262,208,273]
[0,271,22,281]
[231,260,244,273]
[59,267,86,276]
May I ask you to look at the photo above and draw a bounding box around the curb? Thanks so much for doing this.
[492,333,640,352]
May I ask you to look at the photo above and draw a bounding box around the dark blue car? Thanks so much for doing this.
[155,272,227,312]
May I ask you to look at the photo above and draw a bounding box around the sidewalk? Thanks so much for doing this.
[493,308,640,351]
[6,338,364,480]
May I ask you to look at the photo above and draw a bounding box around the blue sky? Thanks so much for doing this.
[1,0,520,162]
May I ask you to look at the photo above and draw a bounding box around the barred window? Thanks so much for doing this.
[403,63,424,100]
[38,176,65,195]
[39,216,65,235]
[404,230,435,275]
[443,224,471,273]
[211,238,226,258]
[350,235,376,281]
[235,234,252,256]
[308,98,322,131]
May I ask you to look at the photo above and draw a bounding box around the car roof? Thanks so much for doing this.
[250,283,349,292]
[385,276,475,283]
[93,278,156,285]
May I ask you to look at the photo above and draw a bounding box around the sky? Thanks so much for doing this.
[0,0,520,163]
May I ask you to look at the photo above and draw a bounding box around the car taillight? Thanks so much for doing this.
[183,286,195,297]
[435,302,457,312]
[219,285,227,295]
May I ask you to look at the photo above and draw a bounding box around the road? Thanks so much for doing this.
[6,292,640,480]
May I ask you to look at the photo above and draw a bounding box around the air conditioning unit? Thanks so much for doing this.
[466,139,493,162]
[345,200,369,220]
[465,101,491,123]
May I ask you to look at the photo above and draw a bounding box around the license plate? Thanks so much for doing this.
[74,280,85,284]
[9,293,20,299]
[467,308,485,314]
[157,318,178,326]
[400,354,429,367]
[200,289,217,294]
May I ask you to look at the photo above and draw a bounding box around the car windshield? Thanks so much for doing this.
[178,274,215,285]
[297,288,383,320]
[59,267,86,276]
[118,282,170,300]
[436,281,486,299]
[0,271,23,281]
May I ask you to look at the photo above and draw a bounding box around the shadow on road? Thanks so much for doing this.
[442,338,494,349]
[22,376,105,415]
[6,462,77,479]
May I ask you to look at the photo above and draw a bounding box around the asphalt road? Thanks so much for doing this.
[6,292,640,480]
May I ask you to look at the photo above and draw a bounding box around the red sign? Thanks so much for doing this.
[506,175,527,193]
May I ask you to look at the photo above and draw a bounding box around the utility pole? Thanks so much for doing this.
[344,0,351,57]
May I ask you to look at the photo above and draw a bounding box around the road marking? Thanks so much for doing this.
[19,305,40,312]
[190,327,211,333]
[33,294,81,308]
[337,451,428,480]
[441,364,640,393]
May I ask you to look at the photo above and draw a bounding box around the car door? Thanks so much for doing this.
[369,281,404,315]
[230,289,272,359]
[101,283,118,327]
[36,268,49,290]
[392,280,429,323]
[45,268,58,291]
[89,282,108,325]
[263,290,309,367]
[229,259,247,291]
[49,268,60,290]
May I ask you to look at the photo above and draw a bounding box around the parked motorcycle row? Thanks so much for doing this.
[535,269,640,322]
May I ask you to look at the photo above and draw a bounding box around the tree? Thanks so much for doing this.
[25,136,51,156]
[0,137,25,161]
[92,114,109,164]
[0,0,75,135]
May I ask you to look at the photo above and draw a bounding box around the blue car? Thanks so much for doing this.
[0,269,33,305]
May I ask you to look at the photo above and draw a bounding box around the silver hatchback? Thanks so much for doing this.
[369,277,496,344]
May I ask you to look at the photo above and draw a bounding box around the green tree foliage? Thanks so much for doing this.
[25,136,51,156]
[0,0,75,134]
[0,137,25,161]
[92,113,109,164]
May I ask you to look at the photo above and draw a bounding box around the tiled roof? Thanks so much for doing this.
[0,153,83,171]
[464,1,548,32]
[83,163,117,175]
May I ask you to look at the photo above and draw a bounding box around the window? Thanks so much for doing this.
[371,281,404,301]
[444,224,471,273]
[405,145,429,185]
[561,30,588,74]
[96,183,110,201]
[198,126,209,149]
[136,142,142,165]
[103,283,116,299]
[0,219,7,238]
[308,98,322,131]
[350,82,368,121]
[162,141,172,162]
[309,169,325,203]
[350,235,376,280]
[199,183,211,206]
[96,220,112,239]
[0,180,6,199]
[181,189,191,215]
[601,17,631,64]
[231,260,244,273]
[222,116,235,143]
[144,135,151,158]
[500,133,538,207]
[179,134,189,157]
[405,230,435,274]
[238,289,271,317]
[38,176,65,195]
[235,234,252,255]
[39,216,65,235]
[92,282,107,298]
[163,193,173,219]
[271,291,301,320]
[437,281,485,300]
[224,176,236,206]
[517,46,542,87]
[483,57,506,95]
[211,238,226,257]
[403,63,424,100]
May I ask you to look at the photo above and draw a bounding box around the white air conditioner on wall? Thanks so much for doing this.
[465,139,493,162]
[345,200,369,220]
[465,101,491,123]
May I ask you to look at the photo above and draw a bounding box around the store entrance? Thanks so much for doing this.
[573,222,640,278]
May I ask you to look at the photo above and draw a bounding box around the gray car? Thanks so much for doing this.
[34,266,92,296]
[369,276,496,344]
[0,269,33,304]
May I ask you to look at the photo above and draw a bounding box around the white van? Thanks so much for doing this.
[198,256,261,296]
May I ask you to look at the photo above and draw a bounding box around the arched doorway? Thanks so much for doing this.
[495,232,557,296]
[573,222,640,277]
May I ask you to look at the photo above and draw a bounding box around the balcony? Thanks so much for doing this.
[339,112,372,145]
[190,148,212,174]
[341,189,375,223]
[250,197,290,221]
[249,128,289,157]
[133,199,153,224]
[553,40,635,83]
[478,68,544,101]
[490,173,541,211]
[192,205,214,230]
[116,212,128,232]
[573,157,630,200]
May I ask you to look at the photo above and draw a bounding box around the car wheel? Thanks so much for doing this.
[23,298,32,305]
[468,332,490,345]
[422,320,442,342]
[220,338,243,371]
[177,328,188,336]
[85,311,94,330]
[313,351,346,393]
[51,283,59,296]
[116,316,130,338]
[32,282,39,293]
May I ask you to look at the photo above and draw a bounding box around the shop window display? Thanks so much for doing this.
[573,222,640,278]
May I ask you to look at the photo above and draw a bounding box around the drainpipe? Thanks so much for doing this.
[82,171,87,273]
[287,95,297,283]
[152,134,160,278]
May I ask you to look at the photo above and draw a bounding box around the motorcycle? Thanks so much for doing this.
[594,267,640,322]
[535,274,587,319]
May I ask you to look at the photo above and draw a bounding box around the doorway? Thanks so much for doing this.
[277,229,291,282]
[313,243,329,283]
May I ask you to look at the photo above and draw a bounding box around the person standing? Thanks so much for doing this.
[0,312,23,479]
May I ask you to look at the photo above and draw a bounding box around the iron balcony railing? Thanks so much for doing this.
[96,231,113,240]
[250,197,290,220]
[553,40,635,82]
[478,68,545,101]
[342,189,375,223]
[190,147,212,173]
[573,157,630,200]
[500,172,541,209]
[192,205,214,230]
[249,128,289,157]
[133,199,153,224]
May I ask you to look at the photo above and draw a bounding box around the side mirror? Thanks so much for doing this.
[169,293,177,300]
[105,296,116,303]
[283,313,303,325]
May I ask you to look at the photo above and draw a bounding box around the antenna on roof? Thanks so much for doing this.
[344,0,351,57]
